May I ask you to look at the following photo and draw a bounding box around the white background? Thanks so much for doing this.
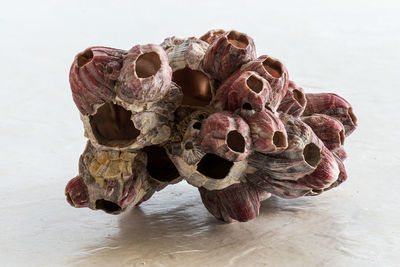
[0,0,399,266]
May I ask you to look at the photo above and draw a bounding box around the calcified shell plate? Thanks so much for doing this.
[65,29,357,223]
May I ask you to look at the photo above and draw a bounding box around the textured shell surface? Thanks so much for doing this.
[66,29,358,223]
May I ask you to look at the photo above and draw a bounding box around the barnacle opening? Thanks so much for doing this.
[227,31,249,49]
[348,107,357,125]
[242,103,253,110]
[172,67,212,106]
[262,57,283,78]
[293,89,306,107]
[185,142,194,150]
[77,49,93,67]
[200,29,225,44]
[106,65,113,74]
[339,130,345,145]
[227,130,245,153]
[95,199,122,214]
[197,153,233,179]
[89,102,140,147]
[143,145,180,182]
[193,122,202,130]
[273,131,287,148]
[246,75,263,93]
[303,143,321,167]
[135,52,161,78]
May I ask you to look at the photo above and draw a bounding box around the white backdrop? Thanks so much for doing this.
[0,0,399,266]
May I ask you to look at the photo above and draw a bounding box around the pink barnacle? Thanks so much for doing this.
[116,44,172,103]
[203,30,256,81]
[69,46,125,115]
[198,111,251,162]
[303,93,357,136]
[247,110,288,154]
[277,80,307,117]
[241,55,289,111]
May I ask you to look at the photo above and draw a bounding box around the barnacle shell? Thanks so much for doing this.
[69,46,125,115]
[241,55,290,111]
[169,114,248,191]
[116,44,172,103]
[66,142,181,214]
[302,114,346,150]
[66,30,358,223]
[81,82,182,151]
[248,114,323,181]
[65,175,89,208]
[199,29,226,44]
[203,30,256,81]
[303,93,357,136]
[199,182,264,222]
[215,71,270,112]
[277,80,306,117]
[198,111,251,162]
[247,110,288,153]
[66,142,149,214]
[247,145,339,198]
[333,147,348,161]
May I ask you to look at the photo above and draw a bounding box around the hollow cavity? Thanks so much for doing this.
[172,67,212,106]
[77,49,93,67]
[242,103,252,110]
[135,52,161,78]
[95,199,121,213]
[89,102,139,147]
[197,153,234,179]
[227,31,249,49]
[303,143,321,167]
[143,145,180,182]
[227,130,245,153]
[246,75,263,93]
[293,89,306,107]
[262,57,283,78]
[272,131,287,148]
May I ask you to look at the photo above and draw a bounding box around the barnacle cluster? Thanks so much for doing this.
[65,30,357,222]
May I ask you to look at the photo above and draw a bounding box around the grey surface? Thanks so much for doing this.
[0,0,399,266]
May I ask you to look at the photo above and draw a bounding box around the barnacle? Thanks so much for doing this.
[65,30,357,223]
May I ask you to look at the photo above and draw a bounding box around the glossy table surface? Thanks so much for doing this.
[0,0,399,266]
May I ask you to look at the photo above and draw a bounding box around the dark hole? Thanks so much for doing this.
[95,199,122,214]
[272,131,287,148]
[227,31,249,48]
[303,143,321,167]
[242,103,252,110]
[293,89,306,107]
[339,130,345,145]
[106,65,113,74]
[246,75,263,93]
[185,142,194,150]
[197,153,234,179]
[262,57,283,78]
[227,130,245,153]
[172,67,212,106]
[89,102,140,147]
[142,145,180,182]
[135,52,161,78]
[77,49,93,67]
[198,114,205,120]
[193,122,202,130]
